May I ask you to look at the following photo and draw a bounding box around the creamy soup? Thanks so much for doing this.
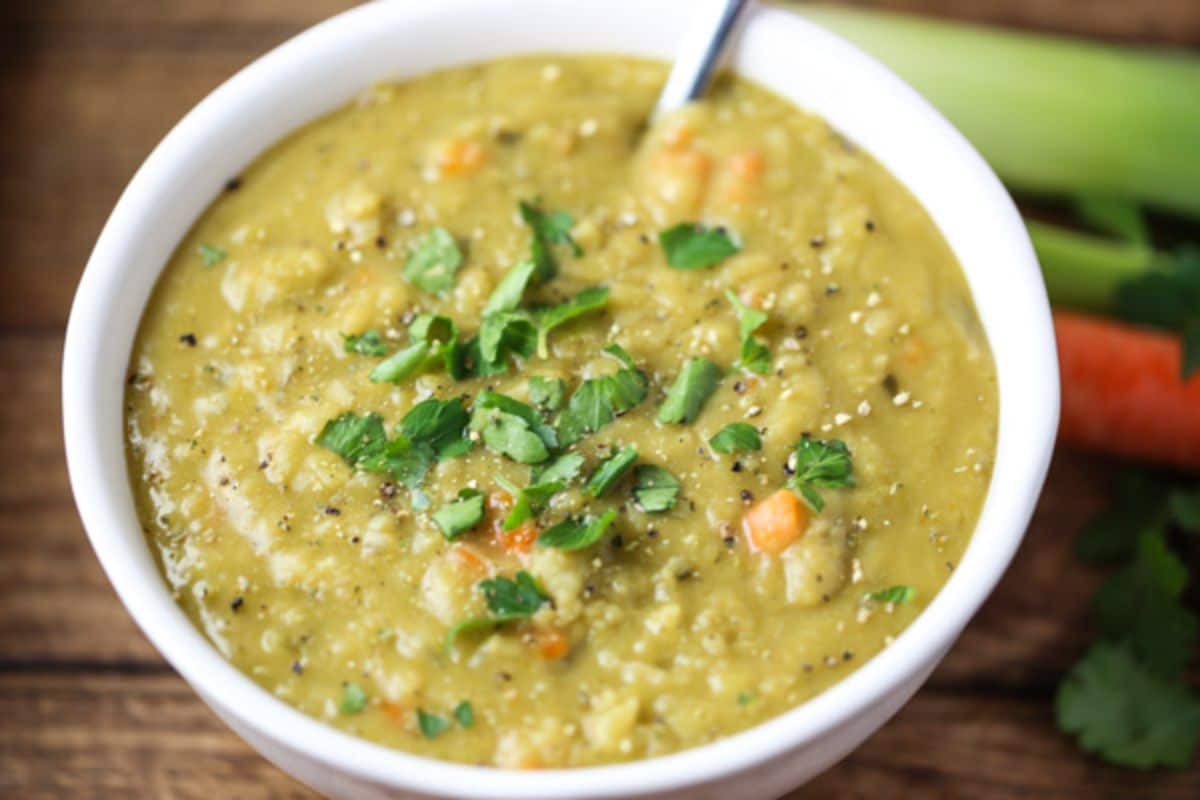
[126,56,997,768]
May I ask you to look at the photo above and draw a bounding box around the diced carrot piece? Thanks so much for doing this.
[437,138,486,176]
[496,520,538,554]
[901,334,928,367]
[533,627,570,660]
[662,121,693,149]
[728,150,764,179]
[742,489,809,554]
[382,701,407,724]
[448,544,489,576]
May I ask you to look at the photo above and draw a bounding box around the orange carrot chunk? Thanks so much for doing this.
[1055,310,1200,471]
[533,627,570,661]
[742,489,810,554]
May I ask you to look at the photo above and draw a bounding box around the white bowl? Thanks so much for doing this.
[62,1,1058,797]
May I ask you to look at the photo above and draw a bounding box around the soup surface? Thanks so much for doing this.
[126,56,997,767]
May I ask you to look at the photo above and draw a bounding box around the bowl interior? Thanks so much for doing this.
[63,0,1058,796]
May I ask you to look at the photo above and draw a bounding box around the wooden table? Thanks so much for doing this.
[2,2,1196,796]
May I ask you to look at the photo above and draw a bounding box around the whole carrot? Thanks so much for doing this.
[1055,310,1200,470]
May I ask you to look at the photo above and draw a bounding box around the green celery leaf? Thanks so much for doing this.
[632,465,681,513]
[584,447,638,497]
[709,422,762,454]
[538,509,618,551]
[658,223,739,269]
[657,358,723,424]
[403,227,463,295]
[1055,643,1200,769]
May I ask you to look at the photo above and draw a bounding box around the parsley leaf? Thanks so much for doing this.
[473,391,557,450]
[1074,469,1170,563]
[725,289,770,374]
[432,488,485,540]
[866,585,915,605]
[453,700,474,728]
[535,286,609,357]
[403,227,463,295]
[370,314,458,383]
[339,683,368,715]
[556,348,648,446]
[1055,642,1200,769]
[657,358,723,424]
[520,199,582,278]
[787,438,855,512]
[417,709,451,739]
[633,465,681,512]
[709,422,762,454]
[342,330,388,357]
[317,412,388,467]
[529,376,566,413]
[471,407,549,464]
[495,475,563,531]
[538,508,618,551]
[398,397,472,459]
[445,571,550,649]
[584,447,638,497]
[198,243,227,267]
[483,259,538,315]
[658,223,739,269]
[1092,531,1198,678]
[532,452,586,485]
[478,310,537,364]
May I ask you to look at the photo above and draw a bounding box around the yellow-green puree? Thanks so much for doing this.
[126,56,997,768]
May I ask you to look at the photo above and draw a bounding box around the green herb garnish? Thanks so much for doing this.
[403,227,463,295]
[709,422,762,454]
[632,465,681,513]
[1056,643,1200,769]
[470,391,557,464]
[432,489,485,540]
[447,571,550,648]
[520,199,581,278]
[453,700,475,728]
[658,223,739,269]
[725,289,771,374]
[537,508,619,551]
[370,314,458,384]
[532,452,586,485]
[786,438,855,512]
[736,691,754,707]
[339,683,368,715]
[342,330,388,357]
[556,345,648,446]
[585,447,638,497]
[657,358,723,424]
[198,243,227,267]
[495,475,563,531]
[866,585,916,605]
[484,258,538,315]
[534,286,609,358]
[417,709,452,739]
[316,412,388,467]
[529,376,566,412]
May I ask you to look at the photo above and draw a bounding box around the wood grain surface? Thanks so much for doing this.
[1,1,1197,797]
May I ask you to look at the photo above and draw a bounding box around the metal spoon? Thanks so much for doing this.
[653,0,751,119]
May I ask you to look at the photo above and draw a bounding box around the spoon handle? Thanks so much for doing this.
[653,0,751,119]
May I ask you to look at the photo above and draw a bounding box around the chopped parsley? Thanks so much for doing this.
[532,452,586,485]
[865,585,915,605]
[520,198,581,278]
[316,411,388,467]
[470,391,557,464]
[339,683,368,715]
[657,358,723,424]
[1056,643,1200,769]
[725,289,771,374]
[529,376,566,413]
[709,422,762,454]
[534,286,609,357]
[478,310,537,364]
[633,465,681,513]
[431,489,485,540]
[556,345,648,446]
[736,690,754,707]
[584,447,638,497]
[483,258,538,315]
[198,243,227,267]
[369,314,458,384]
[786,437,855,512]
[537,509,618,551]
[446,571,550,648]
[453,700,475,728]
[417,708,452,739]
[658,223,739,269]
[342,329,388,357]
[403,226,463,295]
[495,475,563,531]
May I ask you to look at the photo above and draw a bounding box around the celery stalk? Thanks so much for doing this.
[798,5,1200,218]
[1026,220,1155,312]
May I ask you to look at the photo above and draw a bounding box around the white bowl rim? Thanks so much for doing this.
[62,1,1059,797]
